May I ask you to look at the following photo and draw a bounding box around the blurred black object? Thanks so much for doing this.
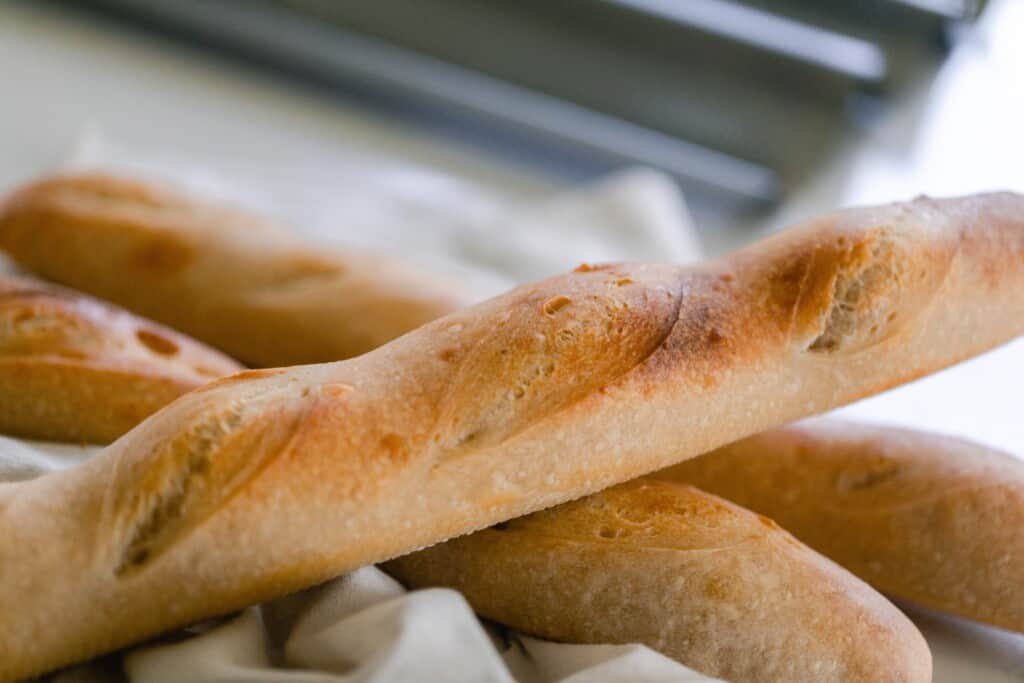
[47,0,985,213]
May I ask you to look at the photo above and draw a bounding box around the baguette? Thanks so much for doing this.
[0,274,241,444]
[2,192,1023,680]
[385,479,932,682]
[0,173,469,366]
[660,418,1024,632]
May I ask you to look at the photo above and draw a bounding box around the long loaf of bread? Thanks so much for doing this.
[0,173,469,366]
[2,192,1023,680]
[385,479,932,682]
[660,418,1024,632]
[0,274,241,444]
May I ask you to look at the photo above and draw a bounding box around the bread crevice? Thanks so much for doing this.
[808,234,901,354]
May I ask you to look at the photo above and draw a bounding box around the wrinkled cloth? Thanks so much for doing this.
[8,135,717,683]
[62,131,702,300]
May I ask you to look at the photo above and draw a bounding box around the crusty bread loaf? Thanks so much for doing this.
[0,274,241,444]
[385,479,932,682]
[0,173,469,366]
[660,418,1024,632]
[2,192,1023,680]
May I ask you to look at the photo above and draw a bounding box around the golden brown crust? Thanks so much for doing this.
[0,275,241,443]
[0,173,470,366]
[386,480,932,682]
[1,192,1023,680]
[660,418,1024,632]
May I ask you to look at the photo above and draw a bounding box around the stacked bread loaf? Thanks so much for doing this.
[1,174,1022,682]
[0,174,470,367]
[0,274,242,443]
[389,421,1024,681]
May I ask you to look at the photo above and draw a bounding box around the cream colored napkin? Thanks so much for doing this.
[62,131,703,298]
[10,134,716,683]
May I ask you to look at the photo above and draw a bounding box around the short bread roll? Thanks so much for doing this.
[661,419,1024,632]
[0,274,241,443]
[386,479,933,683]
[0,173,469,366]
[2,192,1023,680]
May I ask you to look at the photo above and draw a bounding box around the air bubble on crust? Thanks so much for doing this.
[542,295,572,316]
[835,457,901,492]
[136,329,179,356]
[598,526,629,539]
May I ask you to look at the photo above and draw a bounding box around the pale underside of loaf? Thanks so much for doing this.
[1,192,1023,680]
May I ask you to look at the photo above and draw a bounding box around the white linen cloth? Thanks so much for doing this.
[6,134,717,683]
[61,131,703,300]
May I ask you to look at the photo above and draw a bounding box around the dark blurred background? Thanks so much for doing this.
[34,1,986,206]
[2,0,1020,255]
